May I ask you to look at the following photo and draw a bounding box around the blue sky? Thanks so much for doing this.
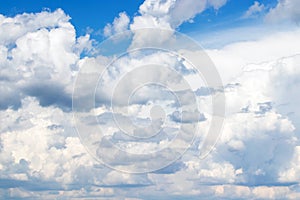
[0,0,144,35]
[1,0,300,199]
[0,0,279,37]
[0,0,288,50]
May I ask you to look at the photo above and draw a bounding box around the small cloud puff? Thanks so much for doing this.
[243,1,265,19]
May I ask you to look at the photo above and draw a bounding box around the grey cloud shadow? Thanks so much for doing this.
[22,81,72,112]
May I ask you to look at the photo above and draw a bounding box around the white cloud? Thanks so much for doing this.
[0,9,92,111]
[103,0,229,34]
[243,1,265,19]
[104,12,130,37]
[1,2,300,199]
[0,98,94,183]
[208,0,227,10]
[167,0,207,28]
[252,186,291,199]
[132,0,228,30]
[279,146,300,182]
[0,9,71,46]
[206,28,300,84]
[104,0,229,62]
[138,27,300,197]
[265,0,300,23]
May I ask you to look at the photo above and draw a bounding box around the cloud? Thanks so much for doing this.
[22,81,72,111]
[0,9,91,111]
[0,98,94,184]
[0,9,71,46]
[279,146,300,182]
[208,0,227,10]
[108,0,229,53]
[1,1,300,199]
[206,28,300,84]
[0,83,21,110]
[265,0,300,23]
[131,0,228,30]
[103,0,228,35]
[103,12,130,37]
[131,27,300,198]
[169,110,206,123]
[243,1,265,19]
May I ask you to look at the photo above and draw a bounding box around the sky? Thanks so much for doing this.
[0,0,300,199]
[0,0,278,39]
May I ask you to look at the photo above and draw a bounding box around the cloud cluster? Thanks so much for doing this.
[104,0,228,36]
[1,0,300,199]
[0,9,93,111]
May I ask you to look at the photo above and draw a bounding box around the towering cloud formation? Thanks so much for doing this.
[104,0,228,35]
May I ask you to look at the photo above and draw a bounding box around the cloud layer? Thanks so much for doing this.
[0,0,300,199]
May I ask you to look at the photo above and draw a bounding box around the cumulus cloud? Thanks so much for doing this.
[1,1,300,199]
[103,12,130,37]
[102,0,228,35]
[265,0,300,23]
[91,24,300,198]
[102,0,229,53]
[198,33,300,190]
[0,9,71,46]
[0,98,94,185]
[131,0,228,30]
[279,146,300,182]
[206,29,300,84]
[0,9,92,111]
[138,51,300,199]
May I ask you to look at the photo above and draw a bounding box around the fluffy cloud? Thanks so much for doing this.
[129,0,211,35]
[131,0,228,30]
[266,0,300,23]
[138,50,300,198]
[243,1,265,19]
[0,9,91,111]
[0,97,94,186]
[206,28,300,84]
[1,1,300,199]
[103,0,228,36]
[0,9,70,46]
[197,29,300,190]
[103,12,130,37]
[130,27,300,198]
